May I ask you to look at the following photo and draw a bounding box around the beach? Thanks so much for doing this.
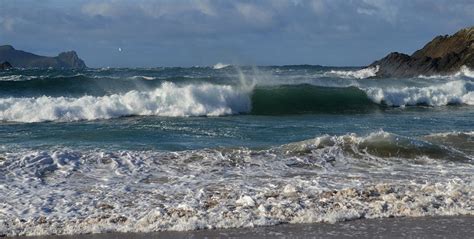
[13,216,474,239]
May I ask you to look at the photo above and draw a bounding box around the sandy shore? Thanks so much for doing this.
[11,215,473,239]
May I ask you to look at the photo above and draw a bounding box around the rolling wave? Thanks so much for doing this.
[0,81,473,122]
[0,65,473,122]
[0,82,250,122]
[250,85,379,114]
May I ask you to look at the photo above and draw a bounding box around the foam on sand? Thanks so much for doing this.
[0,131,472,236]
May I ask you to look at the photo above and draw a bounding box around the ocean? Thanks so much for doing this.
[0,64,473,236]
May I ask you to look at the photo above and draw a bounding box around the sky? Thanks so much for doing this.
[1,0,473,67]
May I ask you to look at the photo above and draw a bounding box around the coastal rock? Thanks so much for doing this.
[370,26,474,77]
[0,45,86,69]
[0,61,12,70]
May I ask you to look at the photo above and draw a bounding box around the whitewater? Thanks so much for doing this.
[0,66,473,122]
[0,65,473,236]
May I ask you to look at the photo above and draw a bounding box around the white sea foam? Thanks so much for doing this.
[0,75,38,81]
[364,80,474,106]
[327,65,379,79]
[0,82,251,122]
[212,63,230,70]
[0,132,472,236]
[129,75,156,80]
[418,65,474,79]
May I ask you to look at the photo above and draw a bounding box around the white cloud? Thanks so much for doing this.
[81,2,117,17]
[310,0,326,15]
[235,3,273,25]
[139,0,217,18]
[359,0,399,24]
[195,0,217,16]
[0,17,15,31]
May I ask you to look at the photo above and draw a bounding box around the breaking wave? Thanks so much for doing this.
[364,80,474,106]
[0,80,473,122]
[1,131,472,236]
[0,65,473,122]
[0,82,251,122]
[326,65,379,79]
[212,63,230,70]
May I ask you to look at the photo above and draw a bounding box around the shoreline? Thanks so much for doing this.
[12,215,474,239]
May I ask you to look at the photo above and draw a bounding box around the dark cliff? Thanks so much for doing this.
[370,26,474,77]
[0,45,87,69]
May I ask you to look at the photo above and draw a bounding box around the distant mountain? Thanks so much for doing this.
[370,26,474,77]
[0,45,86,69]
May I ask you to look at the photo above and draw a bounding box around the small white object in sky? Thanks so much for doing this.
[118,47,122,52]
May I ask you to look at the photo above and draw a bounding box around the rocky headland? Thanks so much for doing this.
[0,45,86,69]
[370,26,474,77]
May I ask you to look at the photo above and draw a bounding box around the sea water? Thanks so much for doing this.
[0,65,472,236]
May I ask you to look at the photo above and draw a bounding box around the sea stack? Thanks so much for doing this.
[370,26,474,77]
[0,45,87,69]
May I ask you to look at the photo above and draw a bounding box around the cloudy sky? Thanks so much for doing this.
[1,0,473,67]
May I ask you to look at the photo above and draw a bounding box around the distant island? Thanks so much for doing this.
[0,45,86,69]
[1,26,473,74]
[370,26,474,77]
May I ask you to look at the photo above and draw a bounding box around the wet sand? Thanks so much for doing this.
[12,215,473,239]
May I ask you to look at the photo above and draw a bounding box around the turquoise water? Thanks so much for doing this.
[0,66,472,151]
[0,107,473,151]
[0,65,473,236]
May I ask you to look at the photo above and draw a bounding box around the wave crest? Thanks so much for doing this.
[212,63,230,70]
[327,65,379,79]
[365,80,474,106]
[0,82,251,122]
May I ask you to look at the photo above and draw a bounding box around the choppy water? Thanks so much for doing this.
[0,65,473,236]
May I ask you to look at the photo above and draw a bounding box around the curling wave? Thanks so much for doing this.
[0,82,251,122]
[1,81,474,122]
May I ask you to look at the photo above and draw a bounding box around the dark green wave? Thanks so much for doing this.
[250,84,380,115]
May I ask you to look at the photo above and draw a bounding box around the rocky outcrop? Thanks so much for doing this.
[0,45,86,69]
[370,26,474,77]
[0,61,12,70]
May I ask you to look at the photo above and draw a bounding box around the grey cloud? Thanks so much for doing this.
[0,0,472,67]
